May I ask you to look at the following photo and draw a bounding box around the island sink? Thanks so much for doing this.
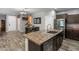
[47,31,58,34]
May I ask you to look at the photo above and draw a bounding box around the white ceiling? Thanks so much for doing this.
[0,8,54,15]
[0,8,76,15]
[55,8,79,12]
[0,8,18,15]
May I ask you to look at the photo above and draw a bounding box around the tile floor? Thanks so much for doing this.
[0,31,79,51]
[0,31,25,51]
[59,39,79,51]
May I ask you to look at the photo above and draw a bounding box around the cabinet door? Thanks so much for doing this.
[57,35,63,50]
[53,34,63,51]
[53,38,57,51]
[43,39,53,51]
[56,38,60,49]
[73,30,79,40]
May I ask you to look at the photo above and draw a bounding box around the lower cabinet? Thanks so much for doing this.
[25,27,39,34]
[54,34,63,50]
[43,39,53,51]
[66,29,79,41]
[28,32,63,51]
[43,33,63,51]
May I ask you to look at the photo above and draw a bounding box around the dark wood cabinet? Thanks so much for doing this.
[43,39,53,51]
[56,14,79,40]
[56,14,67,19]
[66,29,72,39]
[67,14,79,24]
[73,30,79,40]
[52,33,63,51]
[66,14,79,40]
[67,28,79,40]
[25,27,39,33]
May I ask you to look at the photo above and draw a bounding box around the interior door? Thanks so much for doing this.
[7,16,17,32]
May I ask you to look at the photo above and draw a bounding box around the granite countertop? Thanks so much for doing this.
[23,30,63,45]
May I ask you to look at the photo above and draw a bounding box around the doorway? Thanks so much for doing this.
[0,20,6,32]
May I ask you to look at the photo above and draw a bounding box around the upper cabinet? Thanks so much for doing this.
[56,14,67,19]
[56,14,79,24]
[67,14,79,24]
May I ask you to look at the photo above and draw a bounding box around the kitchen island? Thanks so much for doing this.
[24,30,63,51]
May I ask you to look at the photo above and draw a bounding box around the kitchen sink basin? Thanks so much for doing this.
[47,31,58,34]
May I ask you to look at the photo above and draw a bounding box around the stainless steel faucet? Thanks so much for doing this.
[47,24,52,32]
